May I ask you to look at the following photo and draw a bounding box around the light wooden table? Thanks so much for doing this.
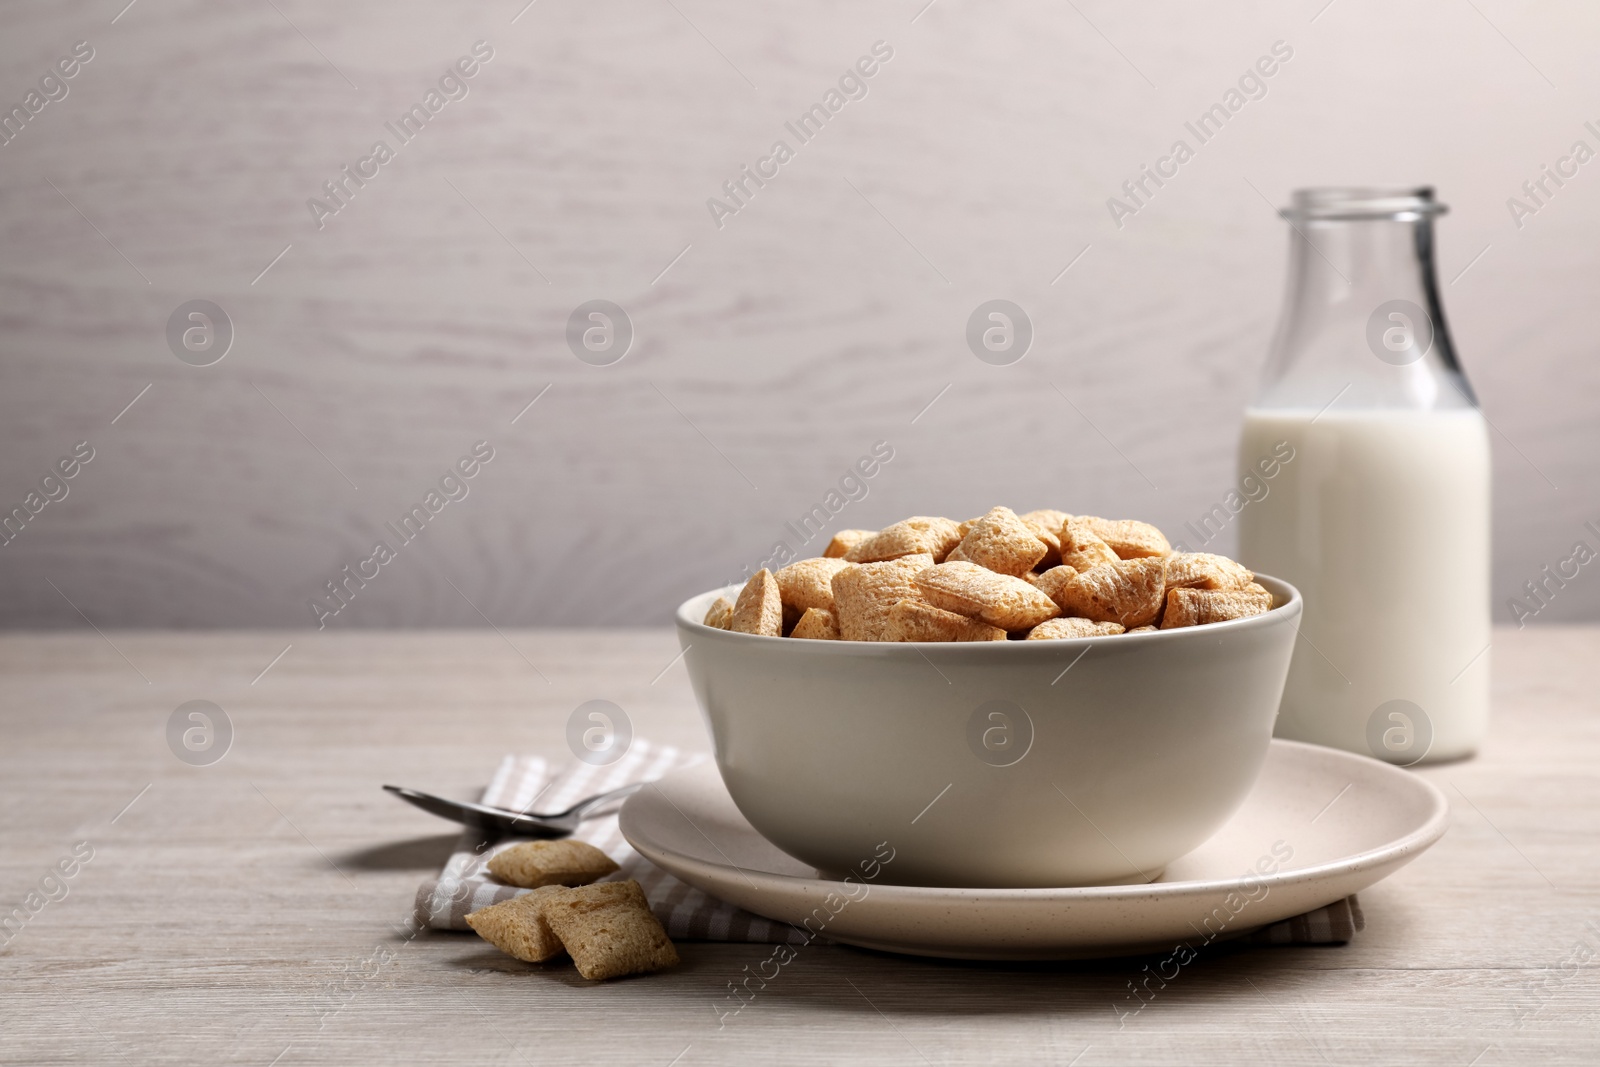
[1,628,1596,1065]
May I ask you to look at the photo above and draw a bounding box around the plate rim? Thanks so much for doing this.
[620,738,1450,904]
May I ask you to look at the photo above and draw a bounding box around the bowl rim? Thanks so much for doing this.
[676,571,1301,651]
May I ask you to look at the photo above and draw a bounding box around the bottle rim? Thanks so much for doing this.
[1280,186,1448,222]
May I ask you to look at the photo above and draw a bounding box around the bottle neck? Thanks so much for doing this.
[1256,214,1474,412]
[1286,216,1432,310]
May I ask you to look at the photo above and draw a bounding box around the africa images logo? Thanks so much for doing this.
[306,41,495,230]
[705,41,894,229]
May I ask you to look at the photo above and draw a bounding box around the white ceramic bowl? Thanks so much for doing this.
[675,574,1302,889]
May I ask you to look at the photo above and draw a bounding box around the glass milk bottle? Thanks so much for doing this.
[1238,187,1490,764]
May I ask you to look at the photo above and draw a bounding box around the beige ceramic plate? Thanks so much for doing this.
[619,739,1448,959]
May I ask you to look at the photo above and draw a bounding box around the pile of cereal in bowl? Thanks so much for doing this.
[702,508,1274,641]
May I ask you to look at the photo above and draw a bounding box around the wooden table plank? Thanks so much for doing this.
[1,627,1597,1065]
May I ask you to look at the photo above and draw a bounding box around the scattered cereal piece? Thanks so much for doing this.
[1082,517,1172,559]
[844,517,963,564]
[1022,513,1067,567]
[731,569,783,636]
[702,596,734,630]
[830,554,936,641]
[488,840,621,889]
[541,880,679,981]
[775,557,852,612]
[465,887,566,963]
[1025,617,1126,639]
[1160,586,1274,629]
[1054,558,1168,629]
[1028,564,1080,611]
[885,599,1008,642]
[1058,517,1121,572]
[913,561,1061,631]
[949,506,1049,577]
[824,529,873,559]
[1163,552,1255,592]
[790,607,840,640]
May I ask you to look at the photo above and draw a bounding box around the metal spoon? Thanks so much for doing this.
[382,781,645,837]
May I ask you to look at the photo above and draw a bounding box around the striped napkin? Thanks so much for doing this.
[413,740,1364,946]
[414,741,808,942]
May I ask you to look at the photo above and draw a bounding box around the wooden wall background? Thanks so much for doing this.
[1,0,1596,628]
